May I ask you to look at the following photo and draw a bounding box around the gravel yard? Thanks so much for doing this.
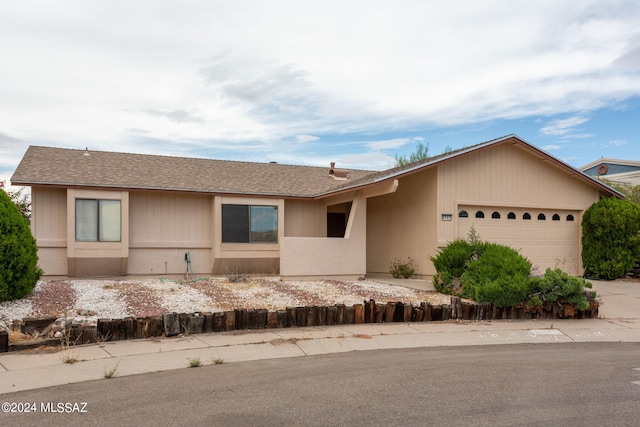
[0,277,448,329]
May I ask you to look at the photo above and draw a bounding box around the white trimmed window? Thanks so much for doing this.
[75,199,121,242]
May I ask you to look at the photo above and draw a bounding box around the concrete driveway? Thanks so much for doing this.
[590,278,640,320]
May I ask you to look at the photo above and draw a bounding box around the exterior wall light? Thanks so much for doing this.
[441,213,453,221]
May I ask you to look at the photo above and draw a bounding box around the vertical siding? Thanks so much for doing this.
[32,186,66,243]
[129,192,213,246]
[439,143,599,207]
[433,141,606,275]
[284,199,325,237]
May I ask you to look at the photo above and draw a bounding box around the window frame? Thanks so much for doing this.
[222,204,278,244]
[75,198,122,242]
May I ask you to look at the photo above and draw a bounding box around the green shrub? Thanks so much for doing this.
[460,243,532,307]
[430,237,488,293]
[431,232,595,310]
[529,268,595,311]
[0,189,42,302]
[582,197,640,280]
[389,257,416,278]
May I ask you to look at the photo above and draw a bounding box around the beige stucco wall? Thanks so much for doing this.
[366,168,438,277]
[280,195,367,278]
[31,187,67,275]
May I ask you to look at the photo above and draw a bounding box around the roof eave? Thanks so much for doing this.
[11,180,323,199]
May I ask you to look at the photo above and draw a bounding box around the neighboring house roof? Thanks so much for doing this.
[580,157,640,172]
[579,158,640,186]
[11,135,622,199]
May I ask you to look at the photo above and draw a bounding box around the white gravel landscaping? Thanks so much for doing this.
[0,276,448,330]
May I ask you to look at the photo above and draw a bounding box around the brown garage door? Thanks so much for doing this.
[457,206,580,275]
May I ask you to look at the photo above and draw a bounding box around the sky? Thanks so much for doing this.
[2,0,640,189]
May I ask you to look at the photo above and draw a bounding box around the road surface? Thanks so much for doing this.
[1,342,639,426]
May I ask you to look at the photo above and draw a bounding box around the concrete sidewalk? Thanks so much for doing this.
[1,279,639,395]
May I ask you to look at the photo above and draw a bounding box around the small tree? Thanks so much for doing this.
[394,142,430,166]
[0,181,30,221]
[582,197,640,280]
[606,181,640,206]
[0,188,42,301]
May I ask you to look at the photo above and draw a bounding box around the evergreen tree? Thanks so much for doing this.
[0,188,42,301]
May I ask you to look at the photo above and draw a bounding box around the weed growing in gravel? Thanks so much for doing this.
[212,357,224,365]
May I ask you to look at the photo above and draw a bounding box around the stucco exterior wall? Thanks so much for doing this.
[280,196,367,278]
[366,168,438,277]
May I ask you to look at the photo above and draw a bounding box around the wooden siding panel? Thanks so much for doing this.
[284,199,325,237]
[32,187,66,243]
[130,192,213,246]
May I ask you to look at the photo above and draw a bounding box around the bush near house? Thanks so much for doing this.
[582,197,640,280]
[432,232,595,309]
[0,189,42,302]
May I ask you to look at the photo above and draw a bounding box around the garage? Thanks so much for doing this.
[457,205,580,275]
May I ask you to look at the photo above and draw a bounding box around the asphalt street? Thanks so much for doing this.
[2,342,640,426]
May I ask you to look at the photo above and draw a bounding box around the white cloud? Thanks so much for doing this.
[603,139,628,147]
[542,144,562,151]
[338,152,396,171]
[366,138,416,151]
[296,135,319,143]
[540,116,590,136]
[1,1,640,171]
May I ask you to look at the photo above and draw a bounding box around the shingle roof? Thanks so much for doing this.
[10,146,375,198]
[11,135,622,199]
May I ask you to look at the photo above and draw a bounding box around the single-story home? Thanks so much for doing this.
[580,158,640,186]
[11,135,621,279]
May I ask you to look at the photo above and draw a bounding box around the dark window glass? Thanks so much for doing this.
[507,212,516,219]
[523,213,531,220]
[567,214,575,221]
[552,214,560,221]
[459,210,468,218]
[222,204,250,243]
[538,213,546,220]
[491,211,500,219]
[222,204,278,243]
[475,211,484,219]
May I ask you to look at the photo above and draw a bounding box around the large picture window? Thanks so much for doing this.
[75,199,121,242]
[222,204,278,243]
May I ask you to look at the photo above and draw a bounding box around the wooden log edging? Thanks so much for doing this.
[2,297,599,352]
